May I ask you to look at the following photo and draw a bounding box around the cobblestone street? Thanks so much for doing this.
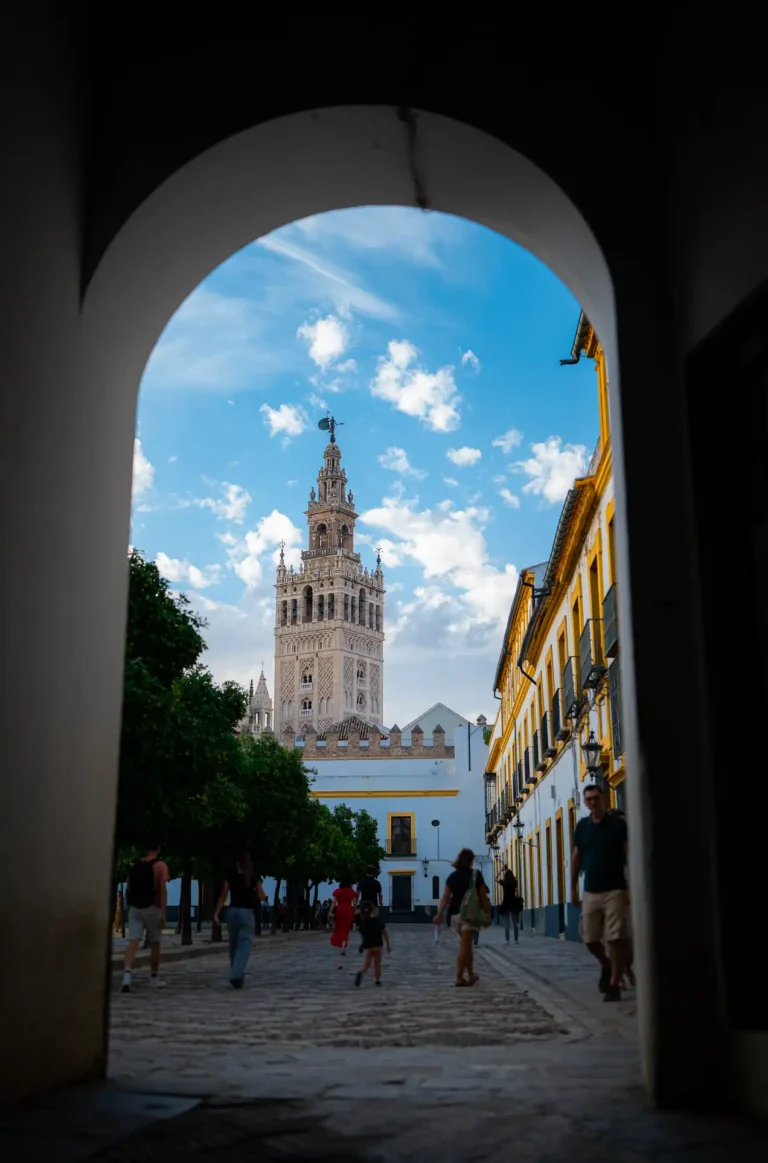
[4,928,768,1161]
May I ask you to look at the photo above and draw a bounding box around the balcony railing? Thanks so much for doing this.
[357,675,366,685]
[524,748,534,786]
[299,708,313,718]
[386,838,418,857]
[603,583,619,658]
[515,760,523,801]
[562,657,584,720]
[533,730,546,772]
[552,688,568,741]
[300,681,312,691]
[542,710,556,758]
[608,660,623,760]
[580,619,606,690]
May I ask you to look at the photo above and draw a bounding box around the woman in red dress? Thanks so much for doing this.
[329,880,358,955]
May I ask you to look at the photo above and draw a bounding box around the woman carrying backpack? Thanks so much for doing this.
[433,848,490,987]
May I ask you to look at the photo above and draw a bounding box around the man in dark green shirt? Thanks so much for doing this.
[571,784,630,1002]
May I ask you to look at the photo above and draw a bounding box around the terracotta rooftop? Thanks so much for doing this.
[312,715,389,741]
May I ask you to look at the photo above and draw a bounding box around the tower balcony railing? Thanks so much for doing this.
[300,681,313,691]
[357,675,366,685]
[299,708,313,718]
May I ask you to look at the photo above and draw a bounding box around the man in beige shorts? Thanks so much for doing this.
[571,784,630,1002]
[121,842,169,992]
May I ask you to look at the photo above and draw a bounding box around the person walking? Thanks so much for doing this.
[433,848,490,987]
[357,865,384,916]
[329,879,358,955]
[354,901,391,987]
[121,842,169,992]
[496,866,521,944]
[571,784,630,1002]
[214,852,267,989]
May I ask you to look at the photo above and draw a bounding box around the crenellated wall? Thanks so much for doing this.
[283,724,453,760]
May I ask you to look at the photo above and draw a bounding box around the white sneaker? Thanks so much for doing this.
[150,975,166,989]
[121,971,132,993]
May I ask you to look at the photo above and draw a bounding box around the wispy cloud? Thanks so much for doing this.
[156,552,223,590]
[258,236,399,321]
[194,482,252,524]
[499,488,521,509]
[461,350,481,373]
[259,403,307,442]
[492,428,523,453]
[292,207,460,268]
[132,439,154,499]
[378,447,428,480]
[513,437,588,504]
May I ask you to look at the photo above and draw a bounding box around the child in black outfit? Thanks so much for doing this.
[354,901,391,987]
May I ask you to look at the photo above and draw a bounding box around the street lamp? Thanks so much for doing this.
[422,856,429,878]
[582,730,603,783]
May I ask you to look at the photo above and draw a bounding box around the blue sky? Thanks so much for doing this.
[131,207,598,726]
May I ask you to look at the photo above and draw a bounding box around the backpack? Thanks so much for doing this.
[459,870,491,929]
[127,857,158,909]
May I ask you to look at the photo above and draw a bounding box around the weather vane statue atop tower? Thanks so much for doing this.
[317,412,344,444]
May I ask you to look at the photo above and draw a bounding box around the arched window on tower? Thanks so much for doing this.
[375,606,382,632]
[357,692,366,713]
[351,597,357,623]
[368,603,373,629]
[357,661,366,683]
[303,585,313,623]
[280,600,287,626]
[343,593,349,621]
[317,593,325,621]
[316,522,327,551]
[301,698,312,718]
[328,593,335,619]
[358,588,366,626]
[341,523,352,550]
[290,598,298,625]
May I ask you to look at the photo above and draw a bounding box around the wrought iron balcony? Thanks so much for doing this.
[385,837,418,857]
[542,710,556,758]
[608,660,623,760]
[552,688,568,741]
[533,729,546,772]
[562,658,584,720]
[524,748,535,786]
[516,760,523,799]
[603,583,619,658]
[580,619,606,690]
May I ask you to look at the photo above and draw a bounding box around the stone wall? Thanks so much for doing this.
[283,724,454,760]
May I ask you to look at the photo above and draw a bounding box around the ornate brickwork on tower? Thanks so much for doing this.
[274,423,385,737]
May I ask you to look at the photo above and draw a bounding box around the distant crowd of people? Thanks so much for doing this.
[119,783,633,999]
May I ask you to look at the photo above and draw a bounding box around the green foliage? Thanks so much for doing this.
[117,549,385,888]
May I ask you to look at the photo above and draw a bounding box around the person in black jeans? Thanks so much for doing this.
[214,853,266,989]
[496,867,520,944]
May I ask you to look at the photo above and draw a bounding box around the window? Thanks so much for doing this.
[432,874,440,900]
[608,516,617,585]
[357,692,366,712]
[389,814,414,856]
[545,820,553,905]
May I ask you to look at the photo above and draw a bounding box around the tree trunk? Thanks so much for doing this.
[211,878,224,943]
[271,879,281,934]
[196,880,203,932]
[180,873,193,946]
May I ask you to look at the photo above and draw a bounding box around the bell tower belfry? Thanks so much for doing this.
[274,418,385,739]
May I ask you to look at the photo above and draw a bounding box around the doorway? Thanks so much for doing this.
[390,874,413,914]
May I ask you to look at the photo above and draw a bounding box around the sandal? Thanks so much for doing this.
[467,973,480,987]
[455,979,470,987]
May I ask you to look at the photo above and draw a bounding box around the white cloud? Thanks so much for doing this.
[370,341,461,433]
[446,446,482,467]
[514,437,588,504]
[307,392,329,411]
[156,552,222,590]
[360,491,518,632]
[492,428,524,453]
[492,474,507,485]
[216,532,238,547]
[168,455,178,464]
[467,491,483,504]
[378,447,428,480]
[228,509,305,589]
[132,439,154,499]
[297,314,350,370]
[259,403,307,440]
[499,488,521,509]
[286,479,299,487]
[195,482,252,524]
[443,477,459,488]
[461,350,481,373]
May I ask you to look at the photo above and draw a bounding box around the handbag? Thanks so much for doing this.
[459,870,491,929]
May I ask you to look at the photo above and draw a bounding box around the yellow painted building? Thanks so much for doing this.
[484,312,624,939]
